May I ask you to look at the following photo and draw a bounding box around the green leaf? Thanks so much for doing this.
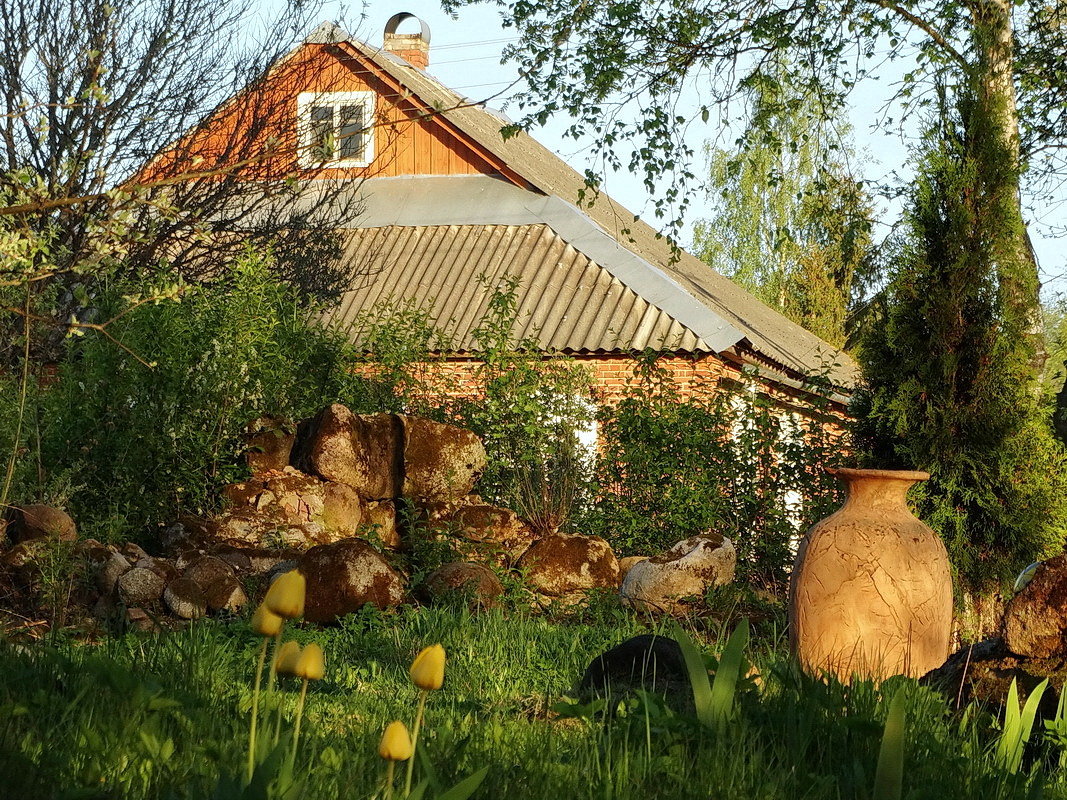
[873,690,905,800]
[708,618,749,726]
[670,621,714,728]
[436,767,489,800]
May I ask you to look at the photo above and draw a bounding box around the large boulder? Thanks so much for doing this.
[1004,554,1067,659]
[5,505,77,544]
[164,578,207,619]
[617,556,649,584]
[620,534,736,613]
[365,500,401,549]
[291,404,370,491]
[421,562,504,609]
[298,539,405,623]
[517,532,619,598]
[401,417,486,501]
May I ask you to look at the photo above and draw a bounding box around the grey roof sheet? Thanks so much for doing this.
[338,36,859,387]
[326,221,710,353]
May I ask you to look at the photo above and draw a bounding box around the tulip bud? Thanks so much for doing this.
[275,640,302,676]
[251,603,283,637]
[295,642,325,681]
[264,570,306,619]
[409,644,445,691]
[378,720,413,761]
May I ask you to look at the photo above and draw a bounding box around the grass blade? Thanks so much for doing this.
[873,689,906,800]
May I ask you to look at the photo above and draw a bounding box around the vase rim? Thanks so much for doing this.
[826,467,930,482]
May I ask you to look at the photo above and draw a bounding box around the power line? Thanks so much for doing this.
[433,36,517,51]
[433,53,506,66]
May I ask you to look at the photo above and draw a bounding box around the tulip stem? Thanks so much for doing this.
[266,629,283,746]
[384,761,395,800]
[404,690,428,796]
[288,678,310,772]
[246,638,269,785]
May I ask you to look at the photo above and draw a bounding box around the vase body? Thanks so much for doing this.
[789,468,953,682]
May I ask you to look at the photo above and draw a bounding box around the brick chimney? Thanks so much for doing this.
[384,13,430,69]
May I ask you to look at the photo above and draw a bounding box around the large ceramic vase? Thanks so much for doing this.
[789,468,953,682]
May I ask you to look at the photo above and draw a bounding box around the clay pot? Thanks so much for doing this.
[789,468,952,682]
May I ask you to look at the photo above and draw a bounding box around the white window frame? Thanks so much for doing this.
[296,91,376,168]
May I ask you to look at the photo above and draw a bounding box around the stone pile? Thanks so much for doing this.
[0,405,743,629]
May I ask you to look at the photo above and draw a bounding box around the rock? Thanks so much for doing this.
[204,575,248,613]
[126,607,159,633]
[421,562,504,609]
[136,557,180,586]
[922,637,1065,718]
[96,552,132,594]
[517,532,619,597]
[5,505,77,543]
[617,556,649,583]
[164,578,207,619]
[245,416,296,475]
[120,542,151,563]
[213,545,302,575]
[357,413,405,499]
[421,501,536,565]
[578,635,689,698]
[299,538,405,623]
[291,404,370,491]
[365,500,400,549]
[159,515,220,557]
[218,472,367,546]
[183,555,234,590]
[1004,554,1067,659]
[401,417,486,500]
[1,539,50,568]
[117,567,165,606]
[620,534,736,613]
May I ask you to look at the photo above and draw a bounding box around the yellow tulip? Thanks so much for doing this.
[378,720,414,761]
[409,644,445,691]
[295,642,325,681]
[251,603,283,637]
[264,570,306,619]
[275,641,302,676]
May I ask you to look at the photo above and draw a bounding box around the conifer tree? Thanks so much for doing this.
[854,83,1067,591]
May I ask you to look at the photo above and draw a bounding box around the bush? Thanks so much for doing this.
[36,249,373,540]
[584,353,844,585]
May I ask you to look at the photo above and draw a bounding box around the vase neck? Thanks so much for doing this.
[830,468,927,511]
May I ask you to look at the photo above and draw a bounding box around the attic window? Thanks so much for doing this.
[296,91,375,167]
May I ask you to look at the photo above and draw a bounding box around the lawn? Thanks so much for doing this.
[0,603,1061,799]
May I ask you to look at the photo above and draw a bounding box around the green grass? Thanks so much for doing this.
[0,605,1062,799]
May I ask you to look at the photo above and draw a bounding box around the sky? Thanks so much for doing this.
[301,1,1066,297]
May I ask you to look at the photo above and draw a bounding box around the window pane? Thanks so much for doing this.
[309,105,334,160]
[338,104,365,160]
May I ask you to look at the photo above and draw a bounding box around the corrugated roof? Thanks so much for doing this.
[332,34,860,388]
[325,222,709,353]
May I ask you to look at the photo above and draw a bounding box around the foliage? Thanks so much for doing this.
[693,61,876,347]
[0,608,1061,799]
[33,250,371,540]
[447,277,595,531]
[585,353,843,584]
[854,84,1067,592]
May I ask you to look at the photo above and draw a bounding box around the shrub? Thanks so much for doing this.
[37,249,372,540]
[584,353,843,585]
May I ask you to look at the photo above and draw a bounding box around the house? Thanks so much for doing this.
[146,14,859,413]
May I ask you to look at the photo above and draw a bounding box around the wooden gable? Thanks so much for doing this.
[139,42,527,187]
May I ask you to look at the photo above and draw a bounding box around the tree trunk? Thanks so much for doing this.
[968,0,1047,373]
